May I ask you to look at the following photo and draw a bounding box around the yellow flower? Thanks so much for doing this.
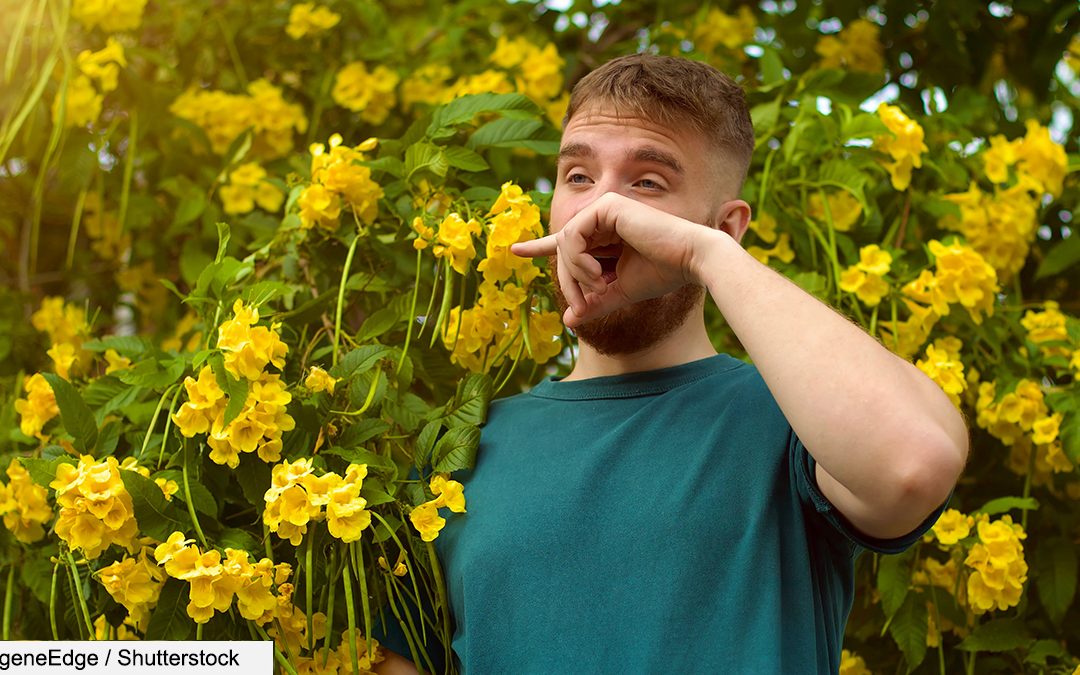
[409,501,446,542]
[332,62,400,125]
[298,183,342,230]
[305,366,337,394]
[808,191,862,232]
[450,70,514,98]
[982,135,1019,184]
[874,104,927,191]
[931,508,974,545]
[839,267,890,307]
[14,373,60,440]
[48,342,79,380]
[72,0,147,32]
[747,211,778,244]
[746,233,795,265]
[815,19,884,73]
[51,455,140,559]
[517,42,565,103]
[916,341,966,407]
[1015,120,1067,197]
[855,245,892,276]
[286,2,341,40]
[218,300,288,381]
[693,7,757,57]
[964,515,1027,613]
[838,649,873,675]
[1031,413,1062,445]
[104,349,132,374]
[0,459,53,543]
[172,365,226,438]
[433,213,482,275]
[430,475,467,513]
[401,64,454,110]
[98,548,166,630]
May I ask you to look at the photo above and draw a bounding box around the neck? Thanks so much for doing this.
[560,306,718,381]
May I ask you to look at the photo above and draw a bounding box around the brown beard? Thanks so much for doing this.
[549,254,704,356]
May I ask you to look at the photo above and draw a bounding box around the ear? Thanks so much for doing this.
[713,200,752,245]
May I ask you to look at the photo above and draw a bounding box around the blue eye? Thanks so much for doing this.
[637,178,662,190]
[567,173,590,184]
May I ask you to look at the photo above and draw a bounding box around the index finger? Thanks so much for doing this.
[510,235,557,258]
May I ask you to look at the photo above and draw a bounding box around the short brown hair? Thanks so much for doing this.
[565,54,755,191]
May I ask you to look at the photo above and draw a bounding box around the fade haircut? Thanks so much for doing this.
[564,54,755,192]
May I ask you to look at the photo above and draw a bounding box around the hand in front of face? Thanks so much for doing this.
[510,192,719,328]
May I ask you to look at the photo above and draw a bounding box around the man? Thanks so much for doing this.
[377,53,968,674]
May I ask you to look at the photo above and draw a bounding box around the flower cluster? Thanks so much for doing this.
[219,163,285,215]
[263,458,372,545]
[839,244,892,307]
[931,508,974,546]
[975,378,1047,445]
[293,631,386,673]
[488,36,567,119]
[409,474,467,542]
[170,80,308,159]
[692,7,757,60]
[746,234,795,266]
[298,134,383,232]
[1020,300,1072,359]
[14,374,59,440]
[401,64,455,110]
[808,190,862,232]
[815,18,885,73]
[838,649,873,675]
[964,515,1027,613]
[432,183,562,372]
[902,240,999,325]
[72,0,147,32]
[172,301,294,468]
[0,459,53,543]
[874,104,927,191]
[33,295,92,381]
[305,366,337,394]
[332,62,400,125]
[915,337,966,407]
[82,193,129,261]
[154,532,291,624]
[285,3,340,40]
[51,455,140,559]
[97,546,166,630]
[53,39,127,128]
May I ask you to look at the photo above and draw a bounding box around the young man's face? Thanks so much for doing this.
[547,105,732,355]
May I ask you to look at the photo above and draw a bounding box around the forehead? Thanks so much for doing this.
[559,107,707,169]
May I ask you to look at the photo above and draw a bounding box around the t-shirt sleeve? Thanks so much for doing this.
[788,429,948,556]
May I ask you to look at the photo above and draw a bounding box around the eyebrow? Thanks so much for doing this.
[556,142,684,176]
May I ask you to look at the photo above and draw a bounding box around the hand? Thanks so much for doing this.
[510,192,715,328]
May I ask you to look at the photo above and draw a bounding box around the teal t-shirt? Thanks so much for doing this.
[380,353,942,673]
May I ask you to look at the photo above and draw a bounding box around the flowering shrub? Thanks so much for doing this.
[0,1,1077,674]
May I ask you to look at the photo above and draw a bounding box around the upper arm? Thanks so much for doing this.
[373,648,424,675]
[815,461,945,540]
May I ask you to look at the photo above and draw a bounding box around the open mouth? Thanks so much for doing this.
[588,244,622,284]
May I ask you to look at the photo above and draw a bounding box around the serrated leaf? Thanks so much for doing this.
[888,593,928,672]
[429,92,540,131]
[444,373,492,428]
[217,527,262,555]
[1035,536,1078,624]
[80,335,149,355]
[331,345,393,379]
[405,141,448,178]
[841,113,889,140]
[466,118,544,149]
[235,453,272,507]
[432,425,480,473]
[324,446,397,476]
[212,358,249,429]
[443,146,489,172]
[120,470,189,541]
[416,420,441,467]
[974,496,1039,516]
[337,419,390,448]
[877,553,910,620]
[957,618,1032,653]
[19,455,76,488]
[42,373,98,454]
[356,307,401,343]
[161,471,218,518]
[145,578,194,640]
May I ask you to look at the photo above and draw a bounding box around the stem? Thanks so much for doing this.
[140,384,177,461]
[383,574,428,674]
[49,560,59,640]
[3,563,14,639]
[252,622,299,675]
[425,541,452,669]
[157,385,184,469]
[66,552,94,640]
[341,551,361,675]
[65,186,88,270]
[305,528,314,651]
[321,547,342,667]
[196,622,203,641]
[118,109,137,235]
[370,512,430,643]
[182,439,209,548]
[334,235,361,366]
[1021,437,1036,531]
[330,369,381,416]
[429,260,454,348]
[397,249,423,375]
[353,542,373,662]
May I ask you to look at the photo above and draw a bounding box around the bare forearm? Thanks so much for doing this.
[695,229,967,532]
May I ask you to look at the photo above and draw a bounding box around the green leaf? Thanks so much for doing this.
[444,373,492,428]
[324,446,397,476]
[217,527,262,555]
[359,487,395,507]
[429,92,540,131]
[331,345,392,379]
[1060,410,1080,465]
[18,455,75,488]
[974,496,1039,516]
[373,513,402,543]
[750,99,780,135]
[1035,234,1080,280]
[20,557,54,604]
[173,193,207,228]
[41,373,98,454]
[443,145,489,172]
[957,618,1033,653]
[356,307,401,343]
[145,578,194,640]
[236,453,272,507]
[214,222,231,263]
[115,357,185,389]
[1025,639,1070,666]
[1035,536,1078,624]
[158,470,219,518]
[877,552,911,620]
[212,356,249,429]
[760,48,785,86]
[405,141,448,178]
[337,419,390,448]
[416,420,441,467]
[841,113,889,141]
[432,425,480,473]
[80,335,149,355]
[888,593,928,672]
[120,470,189,541]
[467,118,545,149]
